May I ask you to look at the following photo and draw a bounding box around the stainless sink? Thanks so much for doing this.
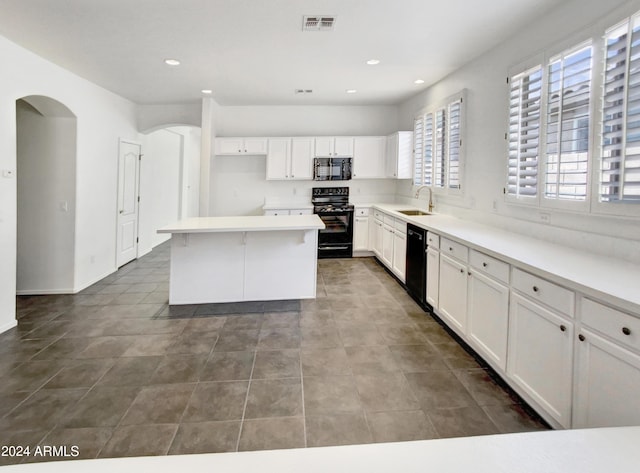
[398,209,431,216]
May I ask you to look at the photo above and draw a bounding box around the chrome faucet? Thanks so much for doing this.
[415,186,434,213]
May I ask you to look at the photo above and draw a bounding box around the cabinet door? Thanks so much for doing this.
[290,138,314,180]
[334,137,354,156]
[468,269,509,372]
[574,328,640,428]
[507,292,574,428]
[392,229,406,282]
[381,224,394,267]
[353,137,386,179]
[215,138,244,155]
[266,138,291,180]
[314,137,333,157]
[244,138,268,154]
[354,216,369,251]
[385,133,399,178]
[438,253,468,333]
[426,248,440,309]
[372,219,384,257]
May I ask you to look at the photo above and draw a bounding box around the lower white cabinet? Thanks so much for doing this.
[392,222,406,282]
[438,252,468,333]
[426,247,440,309]
[354,216,369,251]
[372,218,383,257]
[507,292,574,428]
[264,208,312,216]
[467,268,509,372]
[381,223,394,267]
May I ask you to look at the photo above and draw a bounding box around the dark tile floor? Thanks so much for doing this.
[0,243,548,465]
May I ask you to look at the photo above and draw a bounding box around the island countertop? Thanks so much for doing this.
[158,214,325,234]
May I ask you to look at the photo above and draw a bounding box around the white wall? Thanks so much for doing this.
[209,105,400,216]
[396,0,640,263]
[0,34,138,332]
[16,99,76,294]
[137,103,202,133]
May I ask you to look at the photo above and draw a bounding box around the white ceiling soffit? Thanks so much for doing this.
[0,0,568,106]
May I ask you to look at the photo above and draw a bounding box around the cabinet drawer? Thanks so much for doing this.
[581,298,640,352]
[441,238,468,263]
[469,250,509,284]
[264,209,289,216]
[426,232,440,249]
[512,268,574,317]
[355,207,370,217]
[383,213,395,226]
[394,219,407,234]
[373,210,384,220]
[290,208,313,215]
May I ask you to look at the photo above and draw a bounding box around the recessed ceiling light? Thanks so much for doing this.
[366,59,380,65]
[346,89,357,94]
[414,79,425,84]
[164,59,180,66]
[201,89,212,94]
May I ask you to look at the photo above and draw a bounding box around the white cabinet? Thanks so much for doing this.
[372,217,384,258]
[438,252,468,333]
[315,137,354,157]
[381,222,394,267]
[353,136,386,179]
[353,207,370,252]
[264,207,313,216]
[215,137,267,155]
[467,267,509,372]
[426,247,440,309]
[385,131,413,179]
[574,298,640,428]
[266,138,314,180]
[507,292,574,428]
[392,222,407,282]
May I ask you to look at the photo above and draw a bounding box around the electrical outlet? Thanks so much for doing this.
[2,169,15,178]
[539,212,550,224]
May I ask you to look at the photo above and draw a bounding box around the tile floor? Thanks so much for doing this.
[0,243,548,465]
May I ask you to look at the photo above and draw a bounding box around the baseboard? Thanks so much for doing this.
[0,319,18,334]
[72,267,118,293]
[16,288,75,296]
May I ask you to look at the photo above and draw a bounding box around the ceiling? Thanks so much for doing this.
[0,0,566,106]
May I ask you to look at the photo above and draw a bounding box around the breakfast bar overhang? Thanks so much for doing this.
[158,215,325,305]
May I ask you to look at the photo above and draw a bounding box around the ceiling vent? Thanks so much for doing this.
[302,15,336,31]
[295,89,313,95]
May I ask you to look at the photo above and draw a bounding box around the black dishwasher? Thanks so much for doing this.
[406,223,427,307]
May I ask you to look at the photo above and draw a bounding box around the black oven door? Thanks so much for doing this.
[315,209,354,258]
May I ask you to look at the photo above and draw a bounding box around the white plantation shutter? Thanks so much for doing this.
[545,44,592,200]
[424,112,434,186]
[448,99,462,189]
[508,65,543,198]
[434,108,446,188]
[602,16,640,202]
[413,116,424,186]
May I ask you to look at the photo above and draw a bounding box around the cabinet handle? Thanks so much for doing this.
[460,268,464,274]
[467,271,471,276]
[244,149,247,152]
[291,175,294,178]
[578,334,585,342]
[449,247,453,251]
[482,262,488,267]
[238,149,242,153]
[532,286,539,293]
[622,327,632,336]
[560,325,567,332]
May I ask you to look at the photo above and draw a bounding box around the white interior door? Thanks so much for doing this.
[116,141,140,267]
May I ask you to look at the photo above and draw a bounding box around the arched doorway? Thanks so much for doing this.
[16,95,77,297]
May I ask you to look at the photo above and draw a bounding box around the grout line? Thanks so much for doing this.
[234,349,257,452]
[299,349,307,448]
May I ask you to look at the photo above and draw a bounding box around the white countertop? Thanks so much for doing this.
[158,215,325,234]
[372,204,640,314]
[4,427,640,473]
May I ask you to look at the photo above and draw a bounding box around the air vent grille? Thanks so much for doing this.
[295,89,313,95]
[302,15,336,31]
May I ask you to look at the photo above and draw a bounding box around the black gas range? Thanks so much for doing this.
[312,187,354,259]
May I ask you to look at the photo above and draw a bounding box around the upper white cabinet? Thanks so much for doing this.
[215,137,268,155]
[385,131,413,179]
[315,137,354,157]
[266,138,314,180]
[353,136,386,179]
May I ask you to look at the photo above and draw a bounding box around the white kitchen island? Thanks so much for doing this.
[158,215,325,305]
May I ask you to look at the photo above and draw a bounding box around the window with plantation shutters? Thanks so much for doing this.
[508,65,542,198]
[412,90,465,192]
[448,99,462,189]
[545,43,592,201]
[601,16,640,203]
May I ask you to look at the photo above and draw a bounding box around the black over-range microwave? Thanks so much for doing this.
[313,157,352,181]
